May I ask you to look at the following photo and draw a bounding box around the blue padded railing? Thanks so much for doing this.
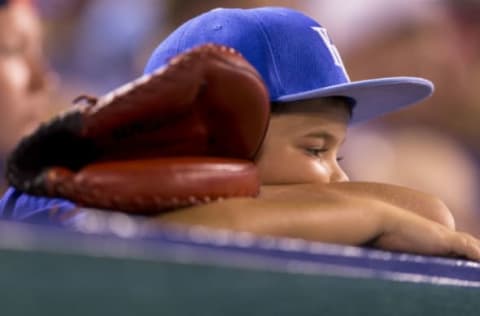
[0,218,479,315]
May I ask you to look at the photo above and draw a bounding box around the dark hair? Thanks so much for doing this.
[270,96,354,118]
[0,0,8,7]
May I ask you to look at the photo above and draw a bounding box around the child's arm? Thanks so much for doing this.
[292,182,456,229]
[152,183,480,260]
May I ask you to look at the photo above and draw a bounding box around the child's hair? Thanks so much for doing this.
[271,96,354,119]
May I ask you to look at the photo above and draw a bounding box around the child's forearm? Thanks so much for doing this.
[291,182,455,229]
[156,195,385,245]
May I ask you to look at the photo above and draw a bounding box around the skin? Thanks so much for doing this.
[256,98,349,184]
[152,97,480,260]
[0,3,52,154]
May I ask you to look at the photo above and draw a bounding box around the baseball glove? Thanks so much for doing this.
[6,44,270,214]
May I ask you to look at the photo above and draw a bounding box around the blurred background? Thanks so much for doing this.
[1,0,479,235]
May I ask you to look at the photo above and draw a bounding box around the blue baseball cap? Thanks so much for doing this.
[144,7,434,123]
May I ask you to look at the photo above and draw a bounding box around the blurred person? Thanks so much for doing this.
[446,0,480,64]
[0,0,55,192]
[68,0,163,94]
[167,0,302,27]
[27,0,165,101]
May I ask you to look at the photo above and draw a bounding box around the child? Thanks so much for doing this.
[1,7,479,260]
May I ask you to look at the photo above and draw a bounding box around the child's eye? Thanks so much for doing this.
[305,148,345,162]
[305,147,328,157]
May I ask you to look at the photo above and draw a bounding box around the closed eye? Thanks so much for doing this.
[305,148,344,162]
[305,147,328,157]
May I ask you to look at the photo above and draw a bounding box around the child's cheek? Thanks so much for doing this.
[284,148,331,184]
[294,158,330,184]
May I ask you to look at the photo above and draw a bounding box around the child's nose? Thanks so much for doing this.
[331,166,349,183]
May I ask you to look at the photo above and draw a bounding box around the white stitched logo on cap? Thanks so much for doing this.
[311,26,349,79]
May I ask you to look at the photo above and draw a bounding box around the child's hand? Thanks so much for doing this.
[288,182,480,260]
[374,206,480,260]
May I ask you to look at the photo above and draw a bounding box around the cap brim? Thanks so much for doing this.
[275,77,434,123]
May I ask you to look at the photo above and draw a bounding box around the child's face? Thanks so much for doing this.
[256,98,350,185]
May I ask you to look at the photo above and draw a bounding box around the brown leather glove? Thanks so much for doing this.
[6,44,270,214]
